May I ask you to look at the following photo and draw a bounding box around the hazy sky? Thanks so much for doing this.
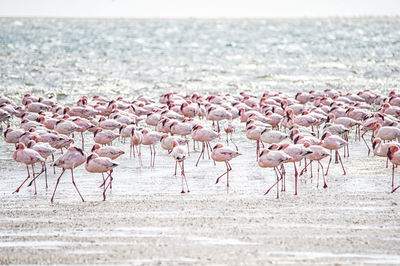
[1,0,400,18]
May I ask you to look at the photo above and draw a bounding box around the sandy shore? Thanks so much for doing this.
[1,134,400,264]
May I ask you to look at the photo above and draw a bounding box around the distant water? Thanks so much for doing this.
[0,17,399,104]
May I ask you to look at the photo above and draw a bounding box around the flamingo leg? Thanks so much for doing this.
[181,161,189,193]
[318,160,328,188]
[149,145,153,167]
[206,142,211,160]
[174,161,177,176]
[300,160,312,176]
[27,165,45,187]
[325,151,333,176]
[195,143,205,167]
[138,145,142,167]
[338,151,346,175]
[264,168,283,196]
[215,170,228,184]
[317,161,320,188]
[392,164,395,190]
[152,145,156,168]
[81,132,85,151]
[71,169,84,202]
[51,168,65,202]
[99,171,112,188]
[256,140,259,161]
[13,165,31,194]
[293,162,298,195]
[361,131,371,156]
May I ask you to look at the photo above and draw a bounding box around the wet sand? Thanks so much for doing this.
[1,131,400,264]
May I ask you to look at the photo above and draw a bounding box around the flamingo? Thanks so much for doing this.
[171,140,190,193]
[12,143,45,195]
[211,143,242,187]
[321,132,347,176]
[372,138,396,168]
[4,128,25,145]
[91,144,125,160]
[26,137,57,188]
[258,148,290,199]
[191,124,220,166]
[130,128,143,165]
[300,142,330,188]
[278,143,312,195]
[141,129,161,168]
[374,123,400,142]
[387,144,400,192]
[93,129,119,145]
[51,146,87,202]
[85,153,119,200]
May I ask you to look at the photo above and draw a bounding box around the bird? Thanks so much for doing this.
[91,144,125,160]
[130,128,143,165]
[12,142,45,195]
[141,129,162,168]
[51,146,87,202]
[320,131,347,176]
[300,142,330,189]
[258,148,291,199]
[211,143,242,187]
[170,140,190,193]
[85,153,119,200]
[278,143,313,195]
[374,123,400,142]
[93,129,119,145]
[387,144,400,193]
[191,124,220,166]
[26,137,57,188]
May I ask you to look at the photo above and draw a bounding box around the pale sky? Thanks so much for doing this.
[1,0,399,18]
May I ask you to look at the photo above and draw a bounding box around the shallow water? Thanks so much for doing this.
[1,17,400,103]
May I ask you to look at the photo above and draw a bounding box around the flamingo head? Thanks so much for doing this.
[16,143,26,150]
[91,144,101,152]
[321,131,331,140]
[387,145,400,160]
[212,143,224,150]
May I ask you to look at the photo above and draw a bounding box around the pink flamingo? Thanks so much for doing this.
[372,138,395,168]
[13,143,45,195]
[258,148,291,199]
[85,153,119,200]
[206,106,230,133]
[93,129,119,145]
[51,146,87,202]
[387,144,400,192]
[278,143,312,195]
[211,143,242,187]
[26,137,57,188]
[4,128,25,145]
[130,128,143,165]
[374,123,400,142]
[191,124,220,166]
[245,124,264,161]
[171,140,190,193]
[98,117,121,131]
[300,142,330,188]
[224,115,236,147]
[321,132,347,176]
[71,117,96,150]
[142,129,161,167]
[91,144,125,160]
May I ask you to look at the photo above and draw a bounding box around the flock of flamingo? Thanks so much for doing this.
[1,88,400,202]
